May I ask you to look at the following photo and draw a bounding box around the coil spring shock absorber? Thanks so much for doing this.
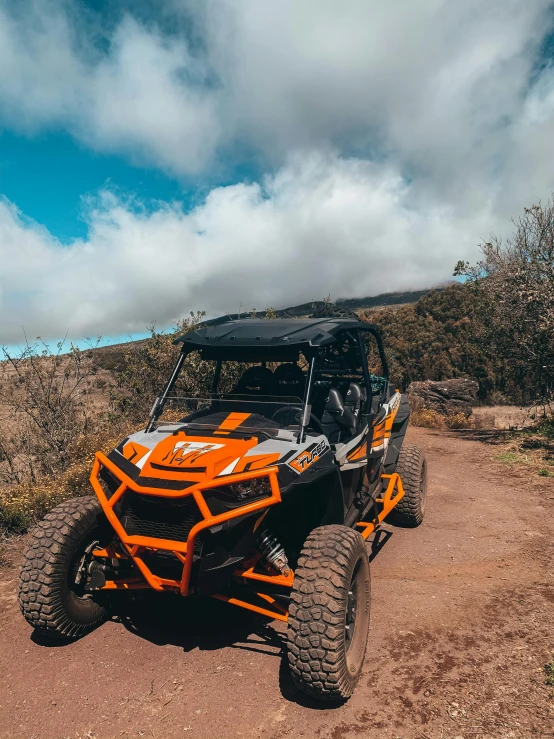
[256,528,292,576]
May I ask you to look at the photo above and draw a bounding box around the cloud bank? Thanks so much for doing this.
[1,0,554,341]
[1,152,489,342]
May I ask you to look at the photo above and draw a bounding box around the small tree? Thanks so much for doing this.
[455,199,554,409]
[0,339,101,486]
[110,312,210,423]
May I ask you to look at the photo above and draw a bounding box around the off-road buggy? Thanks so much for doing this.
[19,317,427,701]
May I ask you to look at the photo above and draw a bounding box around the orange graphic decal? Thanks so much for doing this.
[141,433,259,482]
[233,453,281,473]
[214,412,251,435]
[122,442,150,464]
[347,442,367,461]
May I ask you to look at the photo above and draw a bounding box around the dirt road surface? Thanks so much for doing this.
[1,427,554,739]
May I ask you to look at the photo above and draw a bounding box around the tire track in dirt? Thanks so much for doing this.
[1,426,553,739]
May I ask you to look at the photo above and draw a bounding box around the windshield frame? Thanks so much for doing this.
[145,349,317,441]
[152,394,312,436]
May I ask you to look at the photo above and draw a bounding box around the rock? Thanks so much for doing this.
[407,379,479,417]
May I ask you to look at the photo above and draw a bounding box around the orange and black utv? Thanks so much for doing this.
[18,317,427,701]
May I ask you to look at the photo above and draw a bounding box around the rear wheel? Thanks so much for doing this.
[388,445,427,527]
[287,525,371,701]
[18,496,111,640]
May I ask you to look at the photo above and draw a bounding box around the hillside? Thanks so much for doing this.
[203,287,448,325]
[88,287,443,370]
[1,282,518,406]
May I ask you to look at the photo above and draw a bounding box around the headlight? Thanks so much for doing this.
[226,477,272,501]
[203,477,272,516]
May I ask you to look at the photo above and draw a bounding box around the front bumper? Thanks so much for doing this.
[89,451,282,595]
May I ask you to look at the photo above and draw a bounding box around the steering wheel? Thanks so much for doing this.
[271,406,324,434]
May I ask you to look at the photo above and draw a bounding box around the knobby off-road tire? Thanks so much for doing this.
[18,496,110,640]
[287,525,371,701]
[388,444,427,527]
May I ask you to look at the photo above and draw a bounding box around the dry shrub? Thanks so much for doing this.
[456,198,554,408]
[0,417,138,532]
[0,341,100,486]
[0,333,155,533]
[410,408,446,429]
[110,313,208,422]
[410,407,495,430]
[0,315,241,534]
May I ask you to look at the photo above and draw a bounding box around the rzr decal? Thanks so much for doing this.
[289,439,329,474]
[163,441,225,466]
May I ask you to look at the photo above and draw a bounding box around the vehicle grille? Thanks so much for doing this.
[120,492,203,542]
[141,550,185,580]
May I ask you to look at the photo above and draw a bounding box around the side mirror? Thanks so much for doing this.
[325,388,344,417]
[372,407,387,426]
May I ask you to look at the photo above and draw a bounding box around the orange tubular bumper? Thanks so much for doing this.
[89,451,282,596]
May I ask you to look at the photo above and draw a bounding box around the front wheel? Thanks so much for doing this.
[287,525,371,701]
[18,496,111,640]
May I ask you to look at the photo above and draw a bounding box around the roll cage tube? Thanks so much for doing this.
[211,359,222,395]
[145,349,188,432]
[341,328,383,418]
[355,329,374,417]
[358,325,389,381]
[297,353,318,444]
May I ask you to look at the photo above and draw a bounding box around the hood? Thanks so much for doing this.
[113,427,293,488]
[108,413,331,491]
[126,432,283,485]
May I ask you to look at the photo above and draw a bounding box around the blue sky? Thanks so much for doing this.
[1,130,186,242]
[0,128,265,243]
[1,0,554,351]
[1,129,191,352]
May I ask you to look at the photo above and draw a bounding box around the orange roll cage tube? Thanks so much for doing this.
[89,451,283,596]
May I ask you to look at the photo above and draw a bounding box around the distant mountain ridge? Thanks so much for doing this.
[203,287,442,326]
[72,286,443,370]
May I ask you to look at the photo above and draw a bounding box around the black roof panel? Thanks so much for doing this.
[175,317,367,352]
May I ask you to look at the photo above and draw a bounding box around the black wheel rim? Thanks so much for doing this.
[345,562,360,651]
[68,532,101,600]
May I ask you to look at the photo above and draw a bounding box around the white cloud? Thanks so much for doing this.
[2,1,554,340]
[0,0,552,185]
[0,4,220,173]
[0,151,490,343]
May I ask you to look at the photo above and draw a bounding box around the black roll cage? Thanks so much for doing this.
[146,325,388,439]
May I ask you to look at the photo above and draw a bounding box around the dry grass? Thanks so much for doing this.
[0,530,15,566]
[411,404,554,479]
[493,417,554,478]
[473,404,536,430]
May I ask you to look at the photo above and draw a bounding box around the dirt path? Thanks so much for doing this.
[1,427,554,739]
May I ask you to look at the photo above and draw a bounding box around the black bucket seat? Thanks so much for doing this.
[273,363,305,400]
